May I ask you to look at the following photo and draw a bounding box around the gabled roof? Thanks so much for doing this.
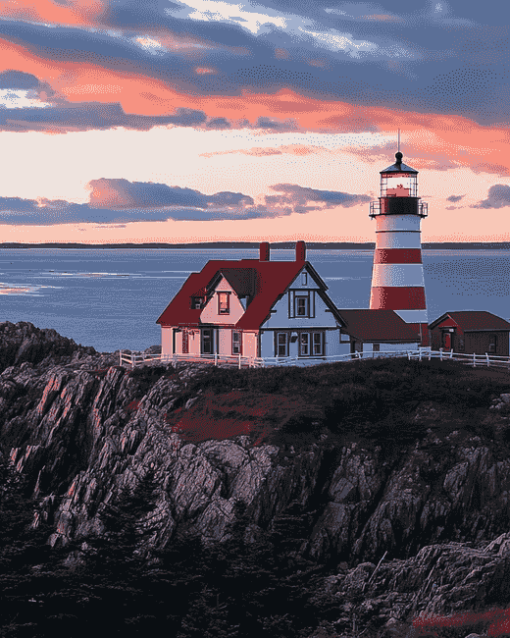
[157,258,320,330]
[338,309,421,342]
[220,268,256,297]
[429,311,510,332]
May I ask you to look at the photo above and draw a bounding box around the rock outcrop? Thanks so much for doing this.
[1,321,510,634]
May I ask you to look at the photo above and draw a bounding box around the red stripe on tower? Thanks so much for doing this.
[369,151,429,346]
[369,287,426,309]
[374,248,422,264]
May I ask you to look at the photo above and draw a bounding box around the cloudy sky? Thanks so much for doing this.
[0,0,508,243]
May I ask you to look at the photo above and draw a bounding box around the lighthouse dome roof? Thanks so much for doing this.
[380,151,418,174]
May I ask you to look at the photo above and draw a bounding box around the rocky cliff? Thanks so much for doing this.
[2,321,510,636]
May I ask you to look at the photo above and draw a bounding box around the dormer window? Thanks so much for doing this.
[301,272,307,286]
[218,292,230,315]
[191,297,203,309]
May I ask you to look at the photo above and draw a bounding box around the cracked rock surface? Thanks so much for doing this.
[2,321,510,632]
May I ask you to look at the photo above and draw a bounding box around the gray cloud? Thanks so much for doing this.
[88,179,254,210]
[0,1,507,133]
[474,184,510,209]
[266,183,371,213]
[447,194,465,202]
[0,179,372,225]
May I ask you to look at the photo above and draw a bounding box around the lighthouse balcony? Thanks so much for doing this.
[369,200,428,218]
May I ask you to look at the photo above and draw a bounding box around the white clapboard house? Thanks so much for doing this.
[156,241,421,364]
[157,242,350,362]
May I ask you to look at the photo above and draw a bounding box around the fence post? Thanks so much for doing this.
[473,352,476,368]
[215,353,218,366]
[486,353,490,367]
[419,349,422,361]
[440,348,443,361]
[449,349,453,359]
[238,353,241,369]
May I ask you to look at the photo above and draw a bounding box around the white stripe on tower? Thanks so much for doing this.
[376,232,422,249]
[372,264,425,287]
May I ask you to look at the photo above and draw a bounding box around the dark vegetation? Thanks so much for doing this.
[159,358,510,449]
[1,359,509,637]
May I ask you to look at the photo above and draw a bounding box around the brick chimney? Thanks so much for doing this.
[296,240,306,262]
[259,242,270,261]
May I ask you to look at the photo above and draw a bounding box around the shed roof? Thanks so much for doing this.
[338,309,421,342]
[429,311,510,332]
[157,258,326,330]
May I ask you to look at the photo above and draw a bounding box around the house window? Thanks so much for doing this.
[489,334,498,353]
[301,272,308,286]
[289,291,315,318]
[313,332,324,356]
[458,338,464,352]
[276,332,289,357]
[295,295,308,317]
[202,329,213,354]
[300,332,309,356]
[373,343,380,352]
[298,331,324,356]
[191,297,202,309]
[182,329,189,354]
[232,331,242,355]
[218,292,230,315]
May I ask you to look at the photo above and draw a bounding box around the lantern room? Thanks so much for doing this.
[369,151,428,218]
[380,151,418,197]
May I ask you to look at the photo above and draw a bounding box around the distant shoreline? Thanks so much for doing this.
[0,242,508,250]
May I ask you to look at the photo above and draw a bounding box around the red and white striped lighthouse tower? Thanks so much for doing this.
[369,150,429,346]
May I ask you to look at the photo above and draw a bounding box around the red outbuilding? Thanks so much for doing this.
[429,311,510,356]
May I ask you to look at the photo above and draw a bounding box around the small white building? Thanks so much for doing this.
[156,242,349,362]
[336,309,421,354]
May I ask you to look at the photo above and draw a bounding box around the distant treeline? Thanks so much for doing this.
[0,242,508,250]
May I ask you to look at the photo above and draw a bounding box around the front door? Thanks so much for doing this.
[202,328,213,354]
[443,332,451,350]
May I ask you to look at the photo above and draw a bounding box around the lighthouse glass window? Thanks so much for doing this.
[381,173,418,198]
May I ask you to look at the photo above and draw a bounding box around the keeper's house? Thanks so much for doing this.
[429,311,510,356]
[156,242,349,361]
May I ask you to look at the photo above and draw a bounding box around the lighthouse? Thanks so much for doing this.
[369,151,429,346]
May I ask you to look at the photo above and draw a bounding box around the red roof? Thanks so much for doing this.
[429,311,510,331]
[337,309,421,342]
[157,258,308,330]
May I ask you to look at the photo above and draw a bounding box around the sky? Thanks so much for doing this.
[0,0,508,244]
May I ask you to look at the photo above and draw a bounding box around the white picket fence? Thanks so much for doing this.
[409,349,510,369]
[119,348,510,370]
[119,349,420,369]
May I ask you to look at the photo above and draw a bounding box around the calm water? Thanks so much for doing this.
[0,248,508,352]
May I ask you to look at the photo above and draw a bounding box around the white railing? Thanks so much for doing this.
[119,351,164,367]
[119,348,510,370]
[119,349,422,369]
[409,349,510,369]
[259,349,420,367]
[119,351,262,369]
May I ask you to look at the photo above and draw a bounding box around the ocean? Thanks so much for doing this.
[0,248,508,353]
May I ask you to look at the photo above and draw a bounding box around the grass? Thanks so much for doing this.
[156,359,509,447]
